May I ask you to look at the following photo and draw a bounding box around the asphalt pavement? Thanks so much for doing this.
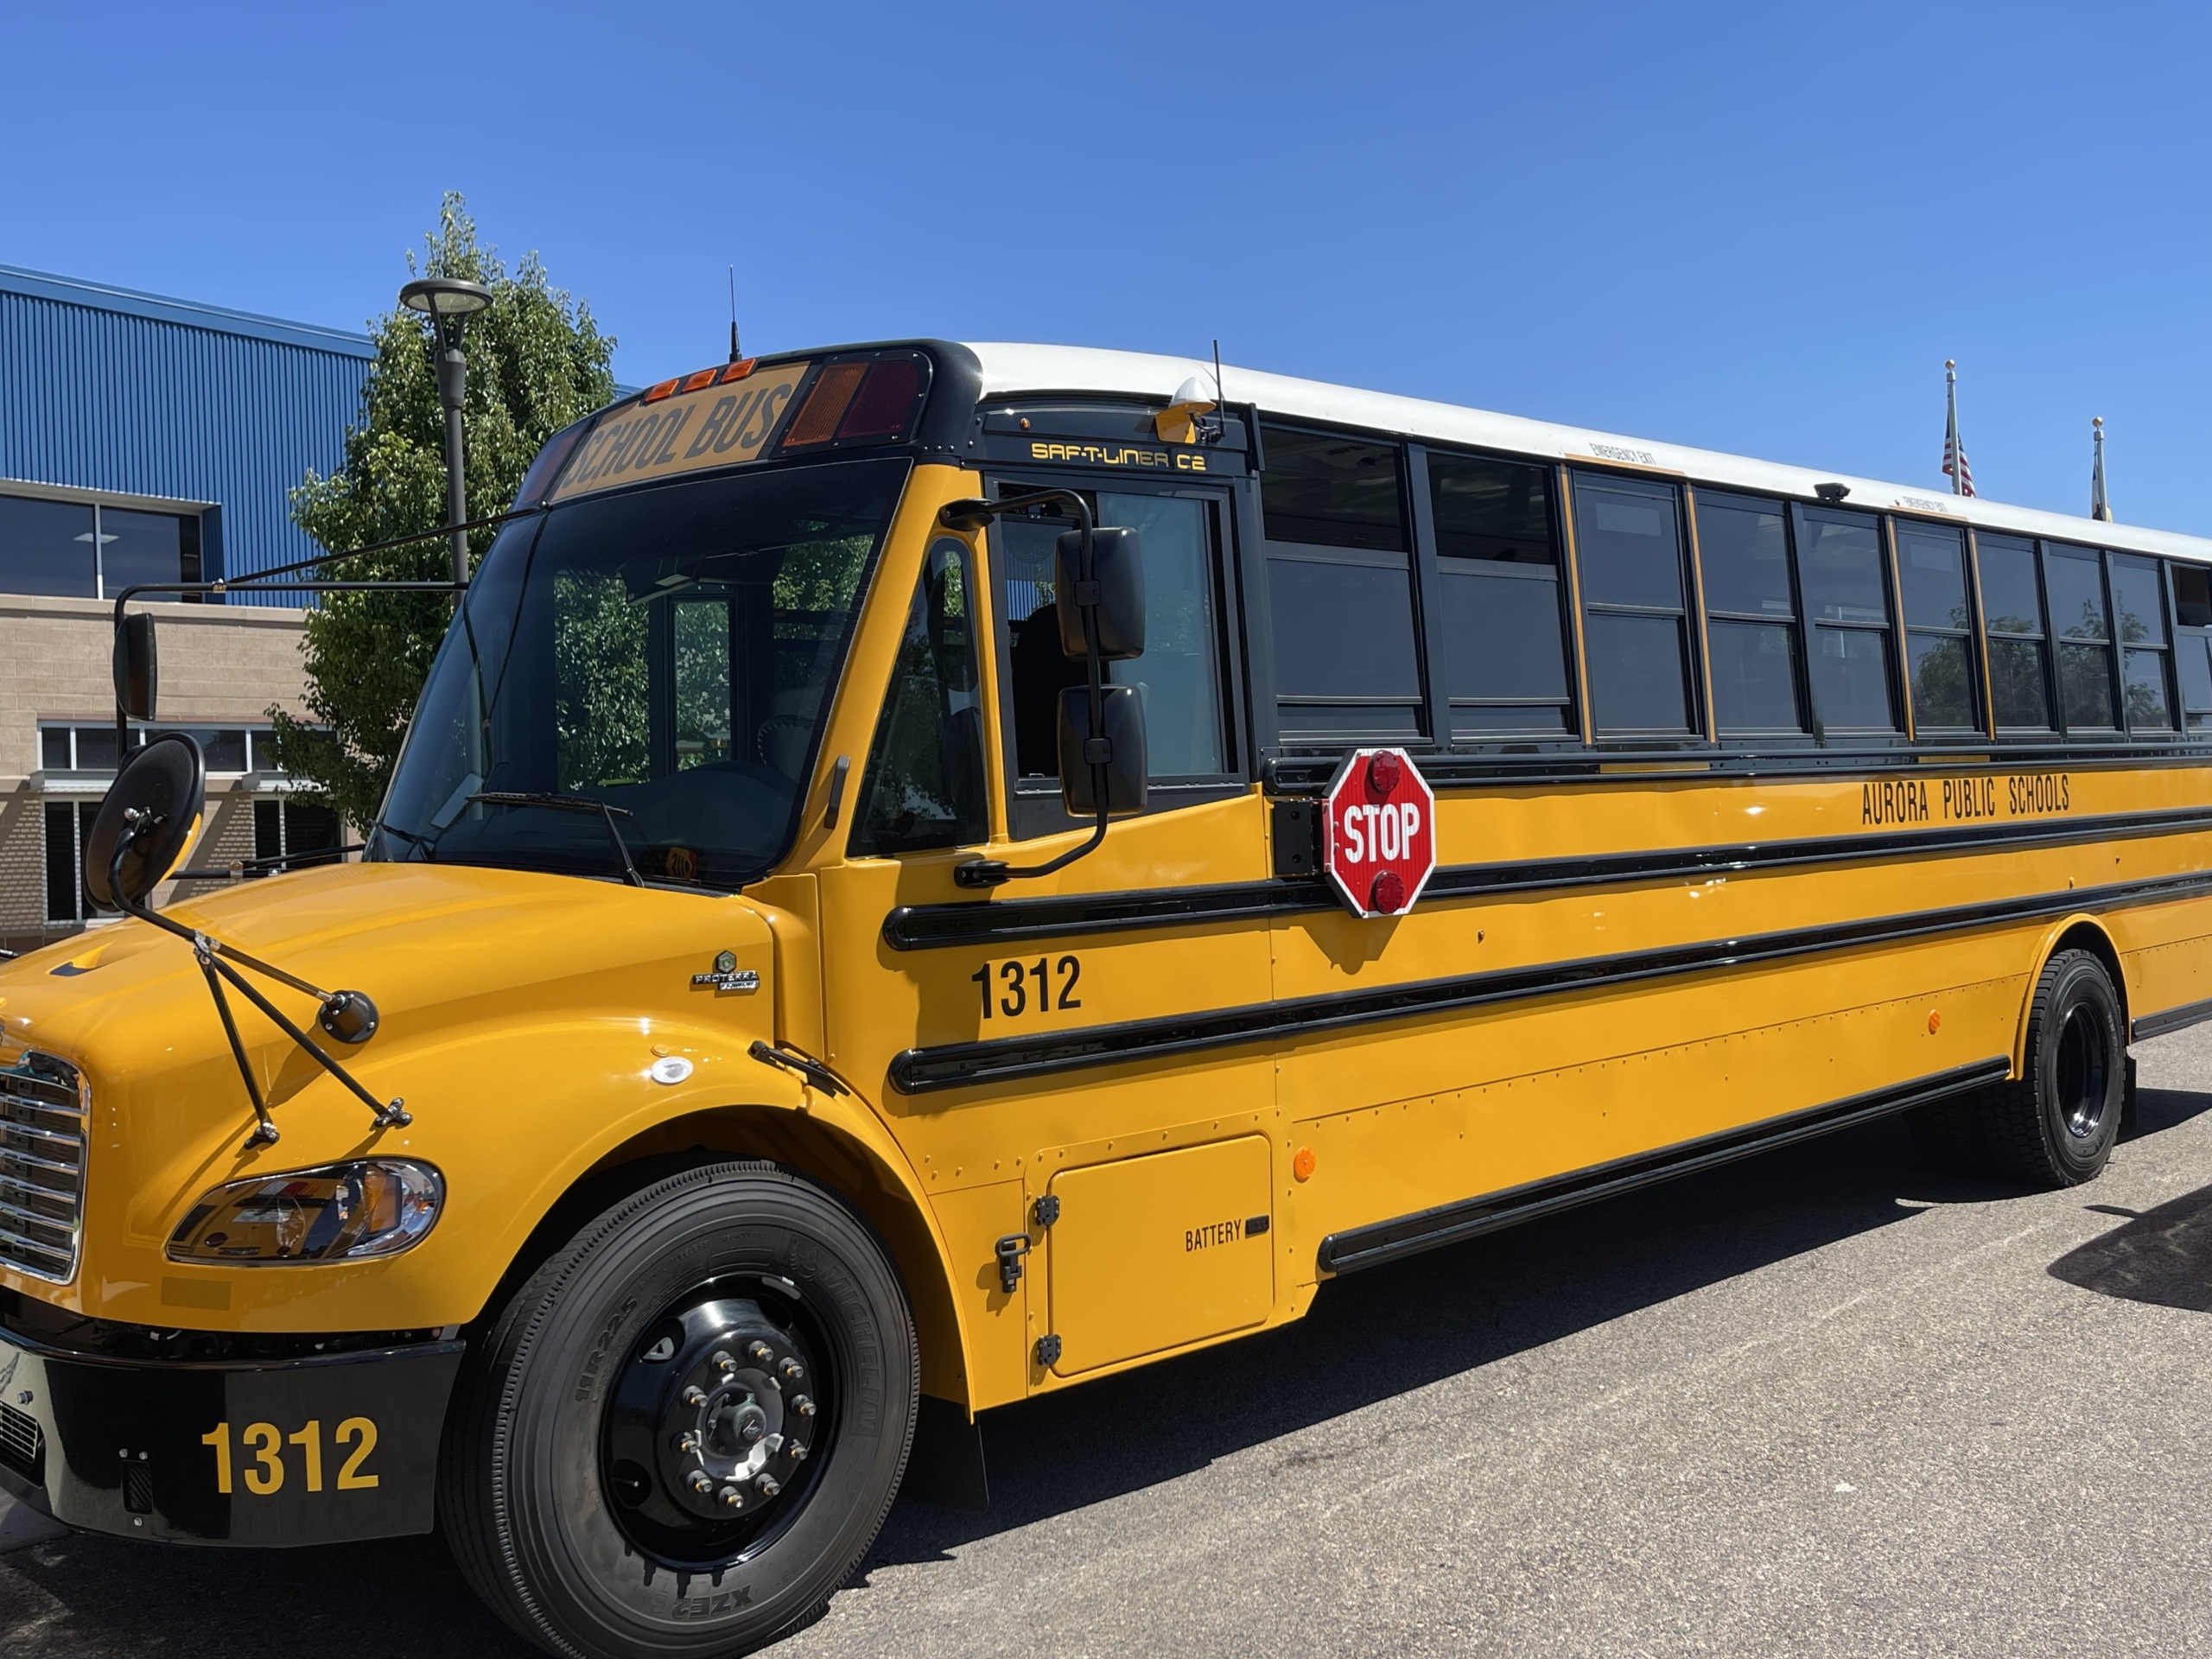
[10,1027,2212,1657]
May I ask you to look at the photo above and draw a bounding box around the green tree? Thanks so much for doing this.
[269,194,617,827]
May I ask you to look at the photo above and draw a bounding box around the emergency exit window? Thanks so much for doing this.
[1425,452,1573,737]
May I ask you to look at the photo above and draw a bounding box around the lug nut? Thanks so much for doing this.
[748,1341,774,1365]
[713,1350,737,1373]
[677,1431,701,1453]
[683,1385,707,1406]
[787,1441,808,1463]
[780,1357,804,1382]
[687,1471,713,1494]
[792,1395,816,1417]
[719,1486,745,1510]
[754,1473,781,1497]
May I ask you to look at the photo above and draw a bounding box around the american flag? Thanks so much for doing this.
[1942,359,1975,498]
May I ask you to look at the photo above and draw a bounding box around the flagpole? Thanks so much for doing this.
[1945,359,1963,497]
[2092,416,2112,522]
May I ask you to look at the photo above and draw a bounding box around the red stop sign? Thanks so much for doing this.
[1321,747,1437,918]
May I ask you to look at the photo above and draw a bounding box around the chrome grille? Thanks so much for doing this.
[0,1052,84,1284]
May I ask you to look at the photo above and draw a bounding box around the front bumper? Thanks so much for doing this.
[0,1317,462,1546]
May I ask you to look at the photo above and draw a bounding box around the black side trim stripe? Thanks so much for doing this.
[887,867,2212,1094]
[882,804,2212,952]
[2132,995,2212,1043]
[1315,1058,2010,1276]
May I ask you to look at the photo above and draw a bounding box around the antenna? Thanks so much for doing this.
[1211,338,1225,407]
[728,264,741,363]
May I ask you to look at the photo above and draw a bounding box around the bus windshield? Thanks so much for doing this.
[371,455,910,889]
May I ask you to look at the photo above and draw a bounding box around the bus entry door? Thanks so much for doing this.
[1043,1135,1274,1377]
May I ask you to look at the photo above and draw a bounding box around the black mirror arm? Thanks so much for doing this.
[107,820,407,1147]
[938,492,1114,891]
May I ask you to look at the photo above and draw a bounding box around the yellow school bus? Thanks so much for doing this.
[5,340,2211,1655]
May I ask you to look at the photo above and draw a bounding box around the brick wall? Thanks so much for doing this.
[0,594,316,957]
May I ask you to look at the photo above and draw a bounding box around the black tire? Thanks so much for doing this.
[442,1160,917,1659]
[1904,1091,1993,1177]
[1980,950,2126,1187]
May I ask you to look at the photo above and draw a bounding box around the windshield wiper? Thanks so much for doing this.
[468,791,645,887]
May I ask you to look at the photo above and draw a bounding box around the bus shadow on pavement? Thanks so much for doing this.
[2050,1084,2212,1313]
[866,1110,2010,1571]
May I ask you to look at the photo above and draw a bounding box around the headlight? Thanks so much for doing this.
[167,1160,443,1265]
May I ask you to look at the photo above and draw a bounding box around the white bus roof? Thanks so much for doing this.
[966,341,2212,566]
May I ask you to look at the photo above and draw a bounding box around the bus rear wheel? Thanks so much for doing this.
[1980,949,2126,1188]
[441,1160,917,1659]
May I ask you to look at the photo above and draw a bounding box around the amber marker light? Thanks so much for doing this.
[720,358,758,383]
[642,377,681,404]
[1293,1147,1317,1181]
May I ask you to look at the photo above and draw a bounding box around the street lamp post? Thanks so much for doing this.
[398,277,494,588]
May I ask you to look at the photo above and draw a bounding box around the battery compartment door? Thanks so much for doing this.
[1045,1135,1274,1377]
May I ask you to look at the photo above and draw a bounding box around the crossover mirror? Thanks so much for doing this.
[113,612,159,721]
[83,732,204,910]
[1057,683,1149,817]
[1053,526,1145,661]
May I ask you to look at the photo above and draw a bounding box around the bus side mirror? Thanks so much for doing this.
[1057,685,1148,817]
[1053,526,1145,661]
[114,613,159,721]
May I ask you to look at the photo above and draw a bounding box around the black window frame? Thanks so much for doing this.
[1693,486,1813,742]
[1891,516,1983,739]
[1789,501,1904,742]
[2039,539,2125,738]
[1973,530,2056,737]
[1570,469,1704,743]
[2167,559,2212,737]
[982,474,1249,841]
[2108,549,2177,736]
[1411,443,1580,747]
[1255,421,1431,749]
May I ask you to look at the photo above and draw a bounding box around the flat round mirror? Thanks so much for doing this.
[84,733,205,911]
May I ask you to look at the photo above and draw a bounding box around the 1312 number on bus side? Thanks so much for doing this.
[972,956,1081,1020]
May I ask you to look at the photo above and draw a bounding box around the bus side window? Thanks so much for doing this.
[848,539,987,855]
[994,492,1234,794]
[1792,505,1898,735]
[2171,562,2212,734]
[1259,426,1426,744]
[1976,533,2055,733]
[1572,474,1698,737]
[1695,491,1806,738]
[1425,452,1575,740]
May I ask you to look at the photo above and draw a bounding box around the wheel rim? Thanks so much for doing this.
[601,1275,835,1571]
[2055,1002,2112,1142]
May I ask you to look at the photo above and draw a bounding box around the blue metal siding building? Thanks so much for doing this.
[0,264,372,601]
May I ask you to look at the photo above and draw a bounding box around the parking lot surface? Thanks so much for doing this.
[8,1027,2212,1657]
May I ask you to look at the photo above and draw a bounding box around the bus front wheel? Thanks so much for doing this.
[1981,949,2126,1188]
[441,1160,918,1659]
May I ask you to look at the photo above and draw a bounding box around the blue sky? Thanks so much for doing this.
[11,3,2209,531]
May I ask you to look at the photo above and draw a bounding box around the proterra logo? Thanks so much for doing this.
[690,950,760,995]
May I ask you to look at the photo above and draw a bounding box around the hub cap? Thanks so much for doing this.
[603,1289,827,1566]
[2056,1004,2112,1141]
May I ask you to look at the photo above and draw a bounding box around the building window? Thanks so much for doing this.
[253,799,343,869]
[0,492,202,600]
[38,724,264,774]
[43,801,97,924]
